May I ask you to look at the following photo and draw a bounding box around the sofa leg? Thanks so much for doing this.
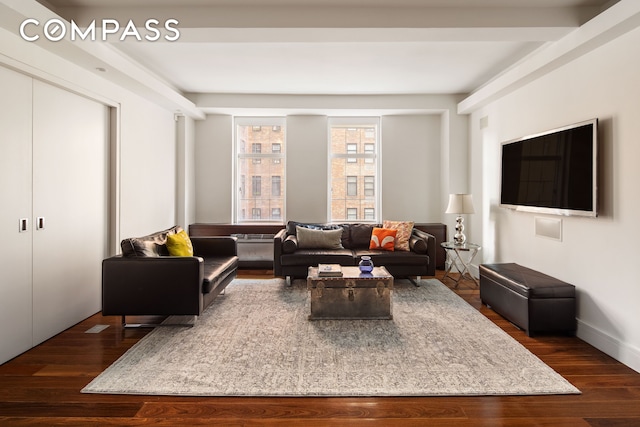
[286,276,292,287]
[407,277,420,287]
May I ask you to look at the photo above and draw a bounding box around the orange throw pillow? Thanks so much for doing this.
[369,227,397,251]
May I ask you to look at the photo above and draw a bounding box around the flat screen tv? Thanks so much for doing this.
[500,118,598,217]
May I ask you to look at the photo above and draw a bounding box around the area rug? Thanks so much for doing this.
[82,278,580,396]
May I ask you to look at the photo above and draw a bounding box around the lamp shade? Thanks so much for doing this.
[445,194,475,215]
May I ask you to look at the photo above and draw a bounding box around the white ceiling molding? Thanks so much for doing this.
[458,0,640,114]
[0,0,205,119]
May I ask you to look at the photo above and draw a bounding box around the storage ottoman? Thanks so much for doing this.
[479,263,576,337]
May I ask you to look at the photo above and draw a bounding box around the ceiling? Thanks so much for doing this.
[37,0,617,96]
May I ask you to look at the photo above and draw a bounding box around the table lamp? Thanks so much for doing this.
[445,193,475,245]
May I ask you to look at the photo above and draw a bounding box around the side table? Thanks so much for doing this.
[441,242,481,287]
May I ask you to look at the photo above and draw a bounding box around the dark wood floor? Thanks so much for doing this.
[1,270,639,426]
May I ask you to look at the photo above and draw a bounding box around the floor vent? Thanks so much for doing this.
[85,325,109,334]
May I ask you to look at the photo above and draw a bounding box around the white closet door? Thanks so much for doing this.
[32,81,108,345]
[0,67,34,364]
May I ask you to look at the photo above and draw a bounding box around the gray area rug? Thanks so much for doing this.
[82,278,580,396]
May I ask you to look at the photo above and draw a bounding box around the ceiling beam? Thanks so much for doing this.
[55,5,597,30]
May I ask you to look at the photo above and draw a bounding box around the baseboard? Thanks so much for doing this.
[577,319,640,374]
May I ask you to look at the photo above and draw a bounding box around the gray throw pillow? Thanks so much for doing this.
[296,226,344,249]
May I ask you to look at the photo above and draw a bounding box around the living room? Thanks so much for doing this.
[1,0,640,423]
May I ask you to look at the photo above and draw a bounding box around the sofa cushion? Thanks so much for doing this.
[355,249,429,266]
[296,226,344,249]
[202,257,238,294]
[369,227,397,251]
[166,229,194,256]
[280,249,355,266]
[120,226,181,257]
[346,223,377,249]
[383,220,414,251]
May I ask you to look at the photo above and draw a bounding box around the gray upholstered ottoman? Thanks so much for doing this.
[479,263,576,337]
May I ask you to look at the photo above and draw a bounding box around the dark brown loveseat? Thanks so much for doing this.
[274,221,436,282]
[102,226,238,326]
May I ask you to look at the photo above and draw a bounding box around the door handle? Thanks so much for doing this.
[36,217,45,230]
[19,218,29,233]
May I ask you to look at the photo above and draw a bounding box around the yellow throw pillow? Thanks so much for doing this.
[166,229,194,256]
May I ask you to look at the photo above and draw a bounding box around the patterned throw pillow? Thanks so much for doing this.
[383,220,414,251]
[166,229,194,256]
[369,227,397,251]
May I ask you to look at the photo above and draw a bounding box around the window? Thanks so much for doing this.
[364,208,375,220]
[272,143,281,164]
[252,176,261,196]
[252,143,262,164]
[329,118,380,222]
[235,118,286,223]
[364,143,374,164]
[272,176,281,196]
[347,176,357,196]
[347,143,357,163]
[364,176,375,197]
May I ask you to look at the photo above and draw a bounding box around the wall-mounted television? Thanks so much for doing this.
[500,118,598,217]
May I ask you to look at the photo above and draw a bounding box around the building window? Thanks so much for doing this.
[364,208,375,220]
[329,117,380,222]
[252,176,261,196]
[235,118,286,223]
[364,176,375,197]
[347,143,357,163]
[272,143,281,164]
[272,176,281,196]
[252,143,262,164]
[364,143,375,164]
[347,176,357,196]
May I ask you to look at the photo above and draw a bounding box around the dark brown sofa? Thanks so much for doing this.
[274,221,436,281]
[102,226,238,326]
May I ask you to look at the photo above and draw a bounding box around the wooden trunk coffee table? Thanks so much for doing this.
[307,266,394,320]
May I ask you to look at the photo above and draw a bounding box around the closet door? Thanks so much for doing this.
[0,67,33,364]
[32,81,108,345]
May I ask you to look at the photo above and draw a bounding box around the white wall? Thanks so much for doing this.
[381,115,441,222]
[194,109,458,225]
[176,116,197,230]
[118,99,177,239]
[286,116,329,222]
[195,115,233,223]
[469,26,640,372]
